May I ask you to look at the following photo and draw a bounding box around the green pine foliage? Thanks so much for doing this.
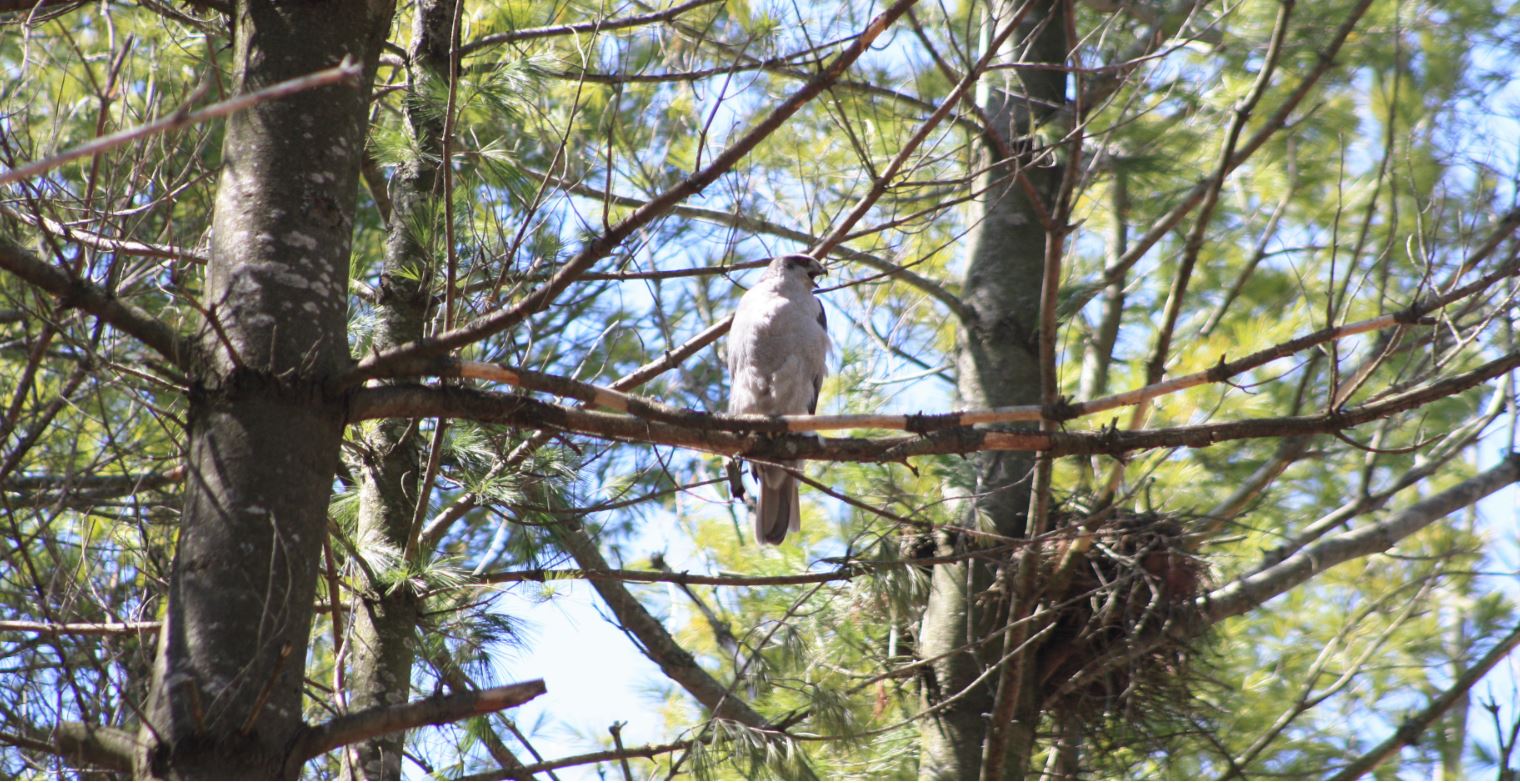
[2,0,1518,779]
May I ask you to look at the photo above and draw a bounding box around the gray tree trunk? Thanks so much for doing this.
[339,2,456,778]
[136,2,394,778]
[917,1,1067,779]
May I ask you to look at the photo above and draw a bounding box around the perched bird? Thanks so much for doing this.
[727,253,830,545]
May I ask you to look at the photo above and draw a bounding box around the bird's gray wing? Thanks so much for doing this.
[808,301,826,414]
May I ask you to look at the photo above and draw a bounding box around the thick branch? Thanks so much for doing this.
[0,723,139,773]
[1207,453,1520,620]
[370,236,1520,433]
[2,466,185,508]
[393,289,1513,435]
[287,679,546,770]
[347,349,1520,461]
[0,235,191,368]
[553,519,771,727]
[344,0,922,384]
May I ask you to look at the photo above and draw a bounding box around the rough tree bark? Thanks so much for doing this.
[338,1,455,778]
[135,1,395,778]
[916,0,1067,779]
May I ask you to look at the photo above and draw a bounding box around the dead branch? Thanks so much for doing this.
[349,331,1520,459]
[459,740,692,779]
[475,544,1019,589]
[0,59,361,187]
[552,517,772,727]
[459,0,724,55]
[0,620,160,635]
[0,235,191,369]
[377,244,1517,437]
[0,722,139,773]
[1,206,207,264]
[348,348,1520,461]
[287,679,547,771]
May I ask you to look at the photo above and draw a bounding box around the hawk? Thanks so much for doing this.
[727,254,829,545]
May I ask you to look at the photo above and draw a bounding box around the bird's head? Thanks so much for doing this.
[766,253,827,284]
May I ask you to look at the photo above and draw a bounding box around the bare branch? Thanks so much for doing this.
[477,565,860,588]
[459,0,724,55]
[1207,454,1520,620]
[0,234,191,368]
[552,518,772,727]
[287,680,547,770]
[809,1,1032,271]
[474,545,1015,589]
[460,740,692,779]
[0,620,159,635]
[0,723,139,773]
[347,348,1520,460]
[2,206,207,264]
[398,253,1516,432]
[1103,0,1377,284]
[1331,620,1520,780]
[0,59,362,187]
[1142,0,1295,389]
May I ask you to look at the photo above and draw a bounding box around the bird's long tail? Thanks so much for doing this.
[754,463,801,545]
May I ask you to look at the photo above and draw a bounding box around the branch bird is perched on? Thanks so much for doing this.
[727,253,830,545]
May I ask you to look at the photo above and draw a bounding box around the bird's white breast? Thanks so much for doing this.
[728,279,829,416]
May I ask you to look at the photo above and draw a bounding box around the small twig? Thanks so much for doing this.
[241,642,294,734]
[459,0,724,55]
[0,619,159,635]
[0,57,362,186]
[609,721,634,781]
[458,740,692,779]
[1,206,207,264]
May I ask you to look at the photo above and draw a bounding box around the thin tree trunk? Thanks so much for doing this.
[340,1,456,778]
[917,0,1067,779]
[136,2,394,778]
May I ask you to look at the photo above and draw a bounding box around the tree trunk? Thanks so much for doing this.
[137,2,394,778]
[917,1,1067,779]
[339,2,456,778]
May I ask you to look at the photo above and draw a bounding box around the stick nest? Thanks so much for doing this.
[1034,501,1213,736]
